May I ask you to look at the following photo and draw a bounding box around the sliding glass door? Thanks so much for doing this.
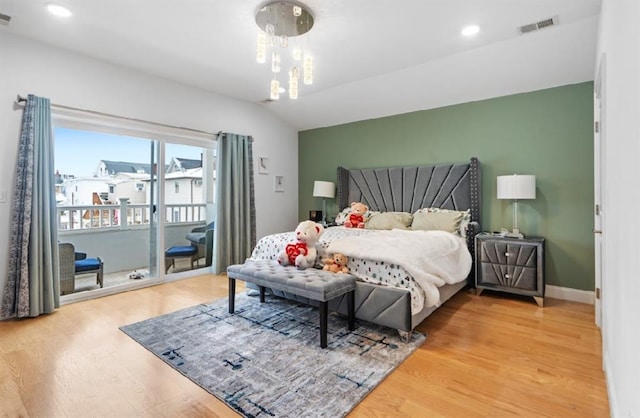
[163,142,216,275]
[53,116,216,298]
[54,128,160,293]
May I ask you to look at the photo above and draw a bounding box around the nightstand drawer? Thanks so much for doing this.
[479,241,537,268]
[478,263,538,291]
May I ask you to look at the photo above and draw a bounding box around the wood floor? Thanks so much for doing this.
[0,275,609,417]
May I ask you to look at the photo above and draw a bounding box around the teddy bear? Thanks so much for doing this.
[344,201,368,228]
[277,220,325,269]
[322,253,350,274]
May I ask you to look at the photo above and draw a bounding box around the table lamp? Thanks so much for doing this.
[497,174,536,238]
[312,181,335,226]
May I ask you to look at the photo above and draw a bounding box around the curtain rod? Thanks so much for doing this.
[15,94,217,137]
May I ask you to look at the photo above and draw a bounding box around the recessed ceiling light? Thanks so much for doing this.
[46,3,72,18]
[461,25,480,37]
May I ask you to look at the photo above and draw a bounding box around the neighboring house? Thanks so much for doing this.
[58,177,110,206]
[167,157,202,173]
[164,168,204,205]
[96,160,152,177]
[162,157,216,208]
[58,158,207,207]
[146,167,205,206]
[106,172,149,204]
[57,160,152,206]
[57,159,209,227]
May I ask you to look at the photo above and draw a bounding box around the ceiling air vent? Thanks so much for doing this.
[518,15,558,34]
[0,13,11,25]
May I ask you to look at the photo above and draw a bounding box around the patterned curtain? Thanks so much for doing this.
[213,132,256,273]
[2,95,60,318]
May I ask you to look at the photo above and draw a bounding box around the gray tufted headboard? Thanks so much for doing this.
[336,157,481,283]
[337,157,481,223]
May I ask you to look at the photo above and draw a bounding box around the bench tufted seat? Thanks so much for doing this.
[227,259,356,348]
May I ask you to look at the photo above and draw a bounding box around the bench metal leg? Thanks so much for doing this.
[347,290,355,331]
[259,286,265,303]
[320,301,328,348]
[228,277,236,313]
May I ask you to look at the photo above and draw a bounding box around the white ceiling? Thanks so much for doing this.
[0,0,601,130]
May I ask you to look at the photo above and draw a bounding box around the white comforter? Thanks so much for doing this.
[327,229,472,308]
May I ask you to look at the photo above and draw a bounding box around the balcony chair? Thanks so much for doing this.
[185,221,215,267]
[59,243,104,295]
[164,245,199,273]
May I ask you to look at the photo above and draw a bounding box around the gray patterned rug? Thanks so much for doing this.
[120,293,426,418]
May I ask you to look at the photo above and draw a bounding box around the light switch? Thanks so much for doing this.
[0,190,7,203]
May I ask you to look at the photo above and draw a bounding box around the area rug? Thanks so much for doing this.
[120,293,426,417]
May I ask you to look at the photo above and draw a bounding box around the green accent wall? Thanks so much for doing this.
[298,82,594,291]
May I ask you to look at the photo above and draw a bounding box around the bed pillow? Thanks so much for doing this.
[413,208,471,235]
[334,207,352,225]
[410,211,463,233]
[365,212,413,230]
[413,208,471,238]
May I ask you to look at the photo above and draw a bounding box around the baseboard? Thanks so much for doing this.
[545,285,594,304]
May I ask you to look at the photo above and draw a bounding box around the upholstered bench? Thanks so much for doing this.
[165,245,198,273]
[227,260,356,348]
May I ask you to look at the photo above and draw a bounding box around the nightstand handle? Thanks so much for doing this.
[505,273,511,279]
[505,252,510,257]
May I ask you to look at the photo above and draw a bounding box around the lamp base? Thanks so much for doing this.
[505,228,524,239]
[321,198,328,227]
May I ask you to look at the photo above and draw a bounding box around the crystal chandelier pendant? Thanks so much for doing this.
[271,51,281,73]
[289,67,299,99]
[255,2,314,99]
[265,23,275,36]
[303,55,313,85]
[270,79,280,100]
[256,32,267,63]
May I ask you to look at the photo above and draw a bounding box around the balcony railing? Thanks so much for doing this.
[57,199,206,231]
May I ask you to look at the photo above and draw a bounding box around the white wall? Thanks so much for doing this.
[0,33,299,294]
[596,1,640,417]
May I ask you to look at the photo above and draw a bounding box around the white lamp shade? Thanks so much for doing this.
[313,181,335,198]
[497,175,536,200]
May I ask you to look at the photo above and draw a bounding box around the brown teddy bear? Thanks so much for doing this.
[322,253,350,274]
[344,202,368,228]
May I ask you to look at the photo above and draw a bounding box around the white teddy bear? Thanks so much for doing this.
[277,220,325,269]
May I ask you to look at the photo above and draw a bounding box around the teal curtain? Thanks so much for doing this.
[2,95,60,318]
[213,132,256,273]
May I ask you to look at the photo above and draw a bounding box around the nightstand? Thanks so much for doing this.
[475,234,545,307]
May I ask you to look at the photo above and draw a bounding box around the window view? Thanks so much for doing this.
[55,127,216,297]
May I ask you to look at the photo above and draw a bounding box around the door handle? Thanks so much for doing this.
[593,229,602,234]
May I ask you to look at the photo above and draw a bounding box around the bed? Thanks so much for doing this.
[249,157,481,339]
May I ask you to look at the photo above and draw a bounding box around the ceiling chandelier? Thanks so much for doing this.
[255,2,314,100]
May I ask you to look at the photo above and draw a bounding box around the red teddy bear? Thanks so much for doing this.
[344,202,368,228]
[277,220,324,269]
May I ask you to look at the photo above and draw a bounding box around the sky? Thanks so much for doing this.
[54,127,204,177]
